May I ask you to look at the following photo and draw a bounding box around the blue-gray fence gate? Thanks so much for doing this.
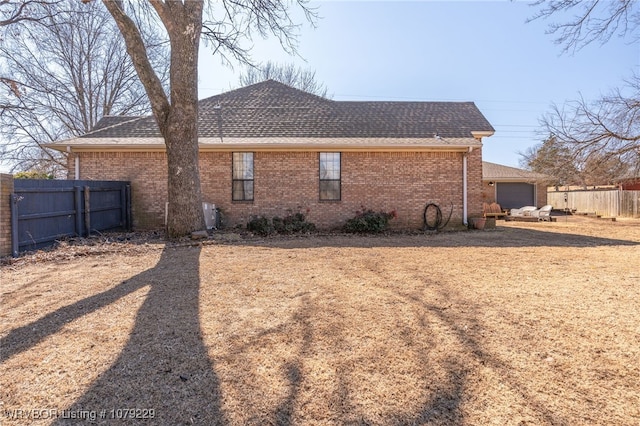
[11,180,131,256]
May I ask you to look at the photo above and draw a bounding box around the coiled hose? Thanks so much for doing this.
[423,202,453,231]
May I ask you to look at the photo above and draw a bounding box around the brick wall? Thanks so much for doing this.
[536,184,548,207]
[76,152,167,228]
[481,181,496,205]
[1,174,14,257]
[75,149,484,230]
[466,148,484,219]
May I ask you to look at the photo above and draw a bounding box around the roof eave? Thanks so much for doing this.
[46,137,483,153]
[198,144,478,152]
[471,130,494,139]
[483,177,543,183]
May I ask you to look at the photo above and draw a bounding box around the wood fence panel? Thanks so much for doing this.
[11,180,131,256]
[620,191,640,218]
[548,190,639,218]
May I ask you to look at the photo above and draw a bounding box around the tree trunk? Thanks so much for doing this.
[102,1,205,238]
[163,9,205,238]
[165,111,205,237]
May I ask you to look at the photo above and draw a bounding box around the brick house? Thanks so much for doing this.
[46,80,495,230]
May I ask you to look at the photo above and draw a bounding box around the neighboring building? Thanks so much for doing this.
[46,80,494,230]
[617,176,640,191]
[482,161,549,209]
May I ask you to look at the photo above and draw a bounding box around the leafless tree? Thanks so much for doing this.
[101,0,316,237]
[0,0,168,177]
[0,0,60,27]
[528,0,640,53]
[521,134,633,186]
[239,61,328,97]
[0,0,59,117]
[526,1,639,184]
[538,75,640,183]
[581,153,632,185]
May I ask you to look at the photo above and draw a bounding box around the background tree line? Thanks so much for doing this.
[0,0,168,177]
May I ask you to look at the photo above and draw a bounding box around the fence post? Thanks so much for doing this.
[126,184,132,231]
[119,185,126,229]
[619,190,624,218]
[75,186,83,237]
[84,186,91,236]
[10,194,19,257]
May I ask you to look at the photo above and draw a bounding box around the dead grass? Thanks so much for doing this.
[1,216,639,425]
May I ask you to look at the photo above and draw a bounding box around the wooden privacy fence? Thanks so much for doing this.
[10,179,131,256]
[547,189,640,218]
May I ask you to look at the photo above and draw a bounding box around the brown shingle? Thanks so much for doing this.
[80,80,494,140]
[482,161,548,181]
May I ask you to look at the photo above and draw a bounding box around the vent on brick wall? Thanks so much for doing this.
[165,202,218,230]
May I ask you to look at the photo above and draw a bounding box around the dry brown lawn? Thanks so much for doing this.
[1,216,639,425]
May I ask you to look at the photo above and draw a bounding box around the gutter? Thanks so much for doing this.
[462,146,473,226]
[44,137,484,153]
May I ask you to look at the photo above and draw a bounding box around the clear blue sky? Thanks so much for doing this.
[198,0,640,168]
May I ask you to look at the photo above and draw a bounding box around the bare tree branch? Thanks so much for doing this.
[0,0,168,175]
[239,61,329,97]
[102,0,170,130]
[528,0,639,53]
[527,1,640,182]
[200,0,318,66]
[534,75,640,183]
[0,0,63,27]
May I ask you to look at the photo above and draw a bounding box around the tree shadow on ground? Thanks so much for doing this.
[3,233,629,423]
[214,288,470,425]
[1,246,227,425]
[393,287,570,425]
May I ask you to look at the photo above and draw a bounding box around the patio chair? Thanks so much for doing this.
[531,205,553,221]
[483,202,507,219]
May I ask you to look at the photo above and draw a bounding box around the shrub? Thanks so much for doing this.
[247,210,315,236]
[14,171,54,179]
[343,207,397,233]
[273,212,316,234]
[246,216,274,236]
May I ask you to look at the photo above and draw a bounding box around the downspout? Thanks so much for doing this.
[462,147,473,226]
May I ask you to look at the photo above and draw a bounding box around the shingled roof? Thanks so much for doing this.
[482,161,548,181]
[88,116,144,132]
[50,80,494,150]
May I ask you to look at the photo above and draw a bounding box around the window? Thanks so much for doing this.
[319,152,341,201]
[232,152,254,201]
